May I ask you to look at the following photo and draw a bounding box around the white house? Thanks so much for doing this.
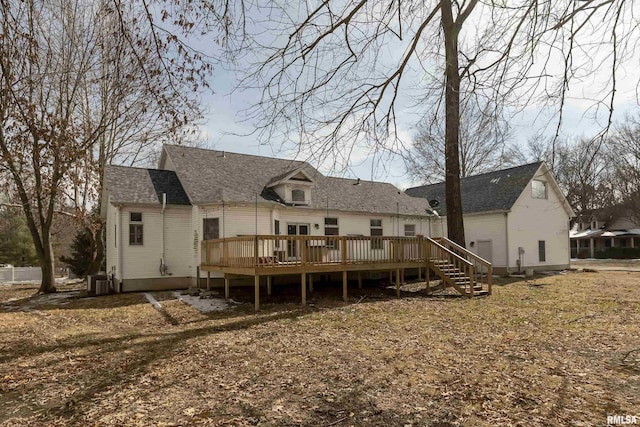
[570,206,640,258]
[406,162,576,274]
[102,144,437,292]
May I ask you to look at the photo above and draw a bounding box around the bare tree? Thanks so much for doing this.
[555,138,616,212]
[0,0,210,291]
[0,1,102,292]
[406,94,512,183]
[609,113,640,223]
[509,134,615,213]
[238,0,637,246]
[59,1,208,276]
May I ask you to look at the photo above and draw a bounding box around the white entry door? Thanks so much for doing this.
[477,240,493,263]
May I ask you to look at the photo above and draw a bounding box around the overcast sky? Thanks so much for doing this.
[186,5,639,190]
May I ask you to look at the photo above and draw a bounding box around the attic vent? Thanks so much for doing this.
[490,177,501,184]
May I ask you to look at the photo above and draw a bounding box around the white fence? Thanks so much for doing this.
[0,266,42,283]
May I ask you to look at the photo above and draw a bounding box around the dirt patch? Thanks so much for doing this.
[0,273,638,426]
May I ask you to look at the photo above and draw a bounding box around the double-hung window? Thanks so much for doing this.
[325,217,339,248]
[370,219,383,249]
[203,218,220,240]
[404,224,416,237]
[129,212,143,245]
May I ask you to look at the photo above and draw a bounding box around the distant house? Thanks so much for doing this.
[570,207,640,258]
[102,144,444,293]
[406,162,575,274]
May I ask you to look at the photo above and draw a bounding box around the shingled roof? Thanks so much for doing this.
[104,166,190,206]
[405,162,543,215]
[161,144,431,216]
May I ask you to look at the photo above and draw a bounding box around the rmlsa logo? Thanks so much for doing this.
[608,415,638,425]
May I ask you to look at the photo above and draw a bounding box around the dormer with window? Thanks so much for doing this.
[266,168,314,206]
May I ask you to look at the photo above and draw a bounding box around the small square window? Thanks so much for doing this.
[130,212,142,222]
[532,180,547,199]
[404,224,416,237]
[292,189,305,202]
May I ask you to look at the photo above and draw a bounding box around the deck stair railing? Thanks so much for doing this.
[432,237,492,296]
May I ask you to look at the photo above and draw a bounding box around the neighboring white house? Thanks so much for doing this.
[102,144,434,292]
[570,206,640,258]
[406,162,576,274]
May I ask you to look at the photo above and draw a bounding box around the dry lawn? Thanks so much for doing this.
[0,272,639,426]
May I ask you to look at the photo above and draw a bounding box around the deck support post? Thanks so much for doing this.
[254,275,260,311]
[206,271,210,290]
[309,274,314,293]
[425,243,430,294]
[224,275,230,300]
[342,271,348,302]
[396,268,400,297]
[357,272,362,289]
[301,273,307,305]
[267,276,272,296]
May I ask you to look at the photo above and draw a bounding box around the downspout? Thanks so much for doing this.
[504,212,510,274]
[117,206,124,292]
[160,193,167,275]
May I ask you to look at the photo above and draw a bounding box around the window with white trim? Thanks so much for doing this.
[324,217,339,249]
[324,217,339,235]
[370,219,383,249]
[129,212,143,245]
[532,180,547,199]
[203,218,220,240]
[292,189,305,202]
[404,224,416,237]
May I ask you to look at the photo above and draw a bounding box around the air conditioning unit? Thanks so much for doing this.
[95,280,110,296]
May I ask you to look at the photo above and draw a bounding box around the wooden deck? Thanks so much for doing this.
[201,235,492,310]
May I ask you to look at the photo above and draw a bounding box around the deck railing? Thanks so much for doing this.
[433,237,493,294]
[201,235,428,268]
[202,235,493,299]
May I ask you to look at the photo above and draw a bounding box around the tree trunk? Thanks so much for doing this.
[38,231,57,294]
[86,223,105,276]
[441,0,466,247]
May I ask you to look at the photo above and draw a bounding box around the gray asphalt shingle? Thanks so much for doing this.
[405,162,543,214]
[163,144,431,216]
[104,166,190,206]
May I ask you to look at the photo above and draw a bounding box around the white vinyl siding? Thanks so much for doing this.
[508,165,570,269]
[121,206,192,279]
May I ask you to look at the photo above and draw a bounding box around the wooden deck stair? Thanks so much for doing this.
[426,238,492,298]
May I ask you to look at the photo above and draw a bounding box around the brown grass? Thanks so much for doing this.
[0,272,638,426]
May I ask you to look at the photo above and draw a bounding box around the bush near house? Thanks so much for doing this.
[576,249,591,259]
[595,247,640,259]
[59,228,95,277]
